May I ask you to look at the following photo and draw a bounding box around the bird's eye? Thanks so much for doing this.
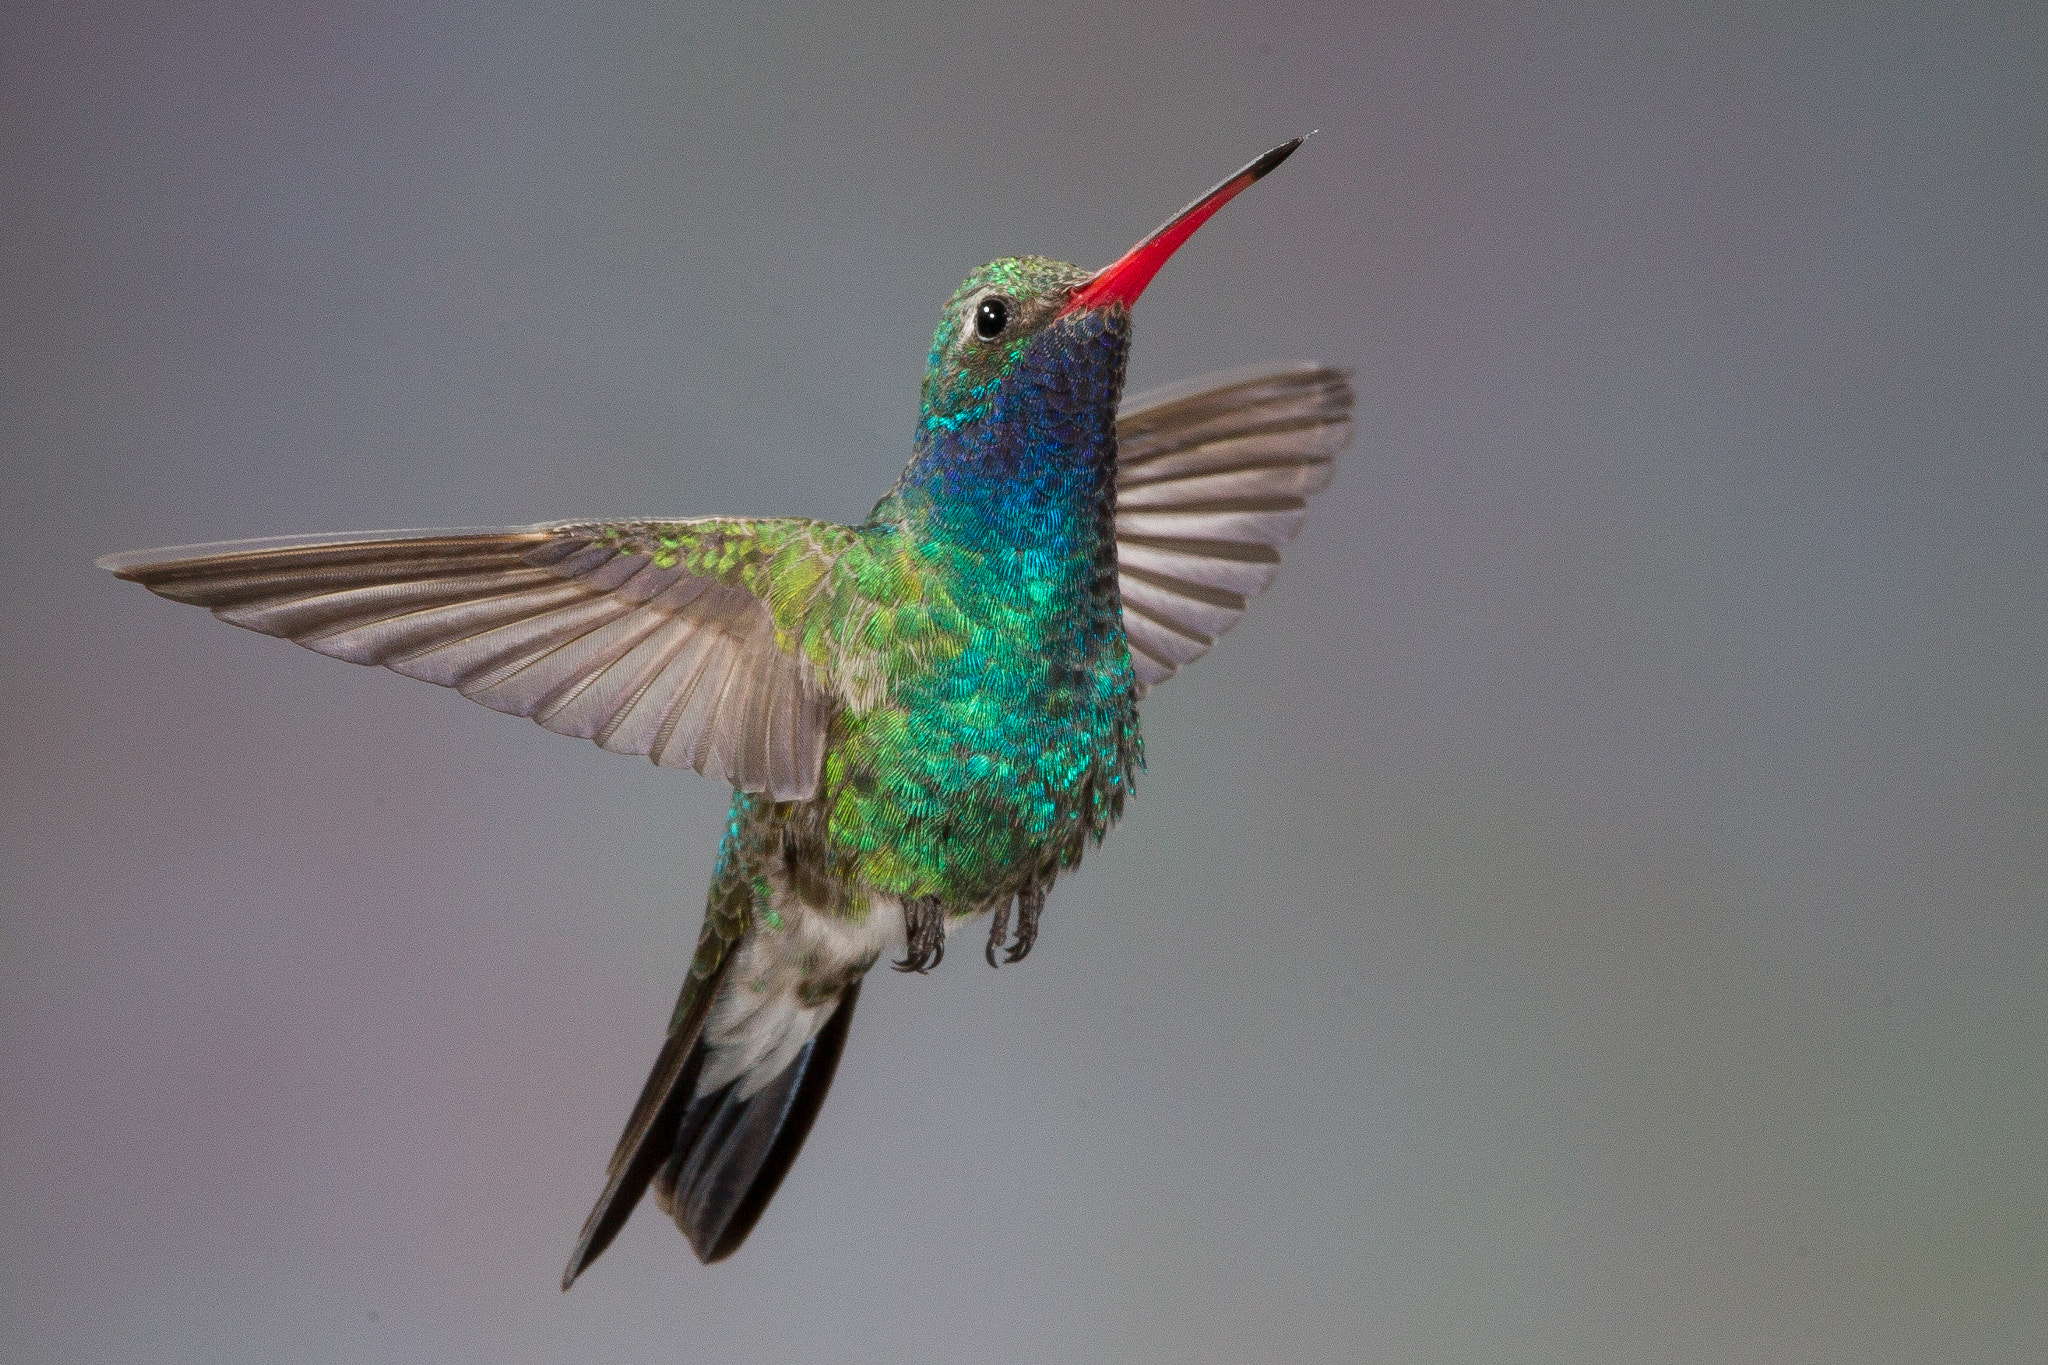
[973,297,1009,341]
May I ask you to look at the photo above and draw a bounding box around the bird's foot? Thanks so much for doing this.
[986,883,1045,967]
[1007,883,1045,964]
[984,898,1010,968]
[893,897,946,974]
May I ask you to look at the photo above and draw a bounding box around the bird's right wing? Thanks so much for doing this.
[99,518,857,801]
[1113,362,1353,692]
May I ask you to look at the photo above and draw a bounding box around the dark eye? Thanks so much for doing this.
[973,296,1009,340]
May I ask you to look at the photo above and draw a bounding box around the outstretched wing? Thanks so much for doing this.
[98,518,853,801]
[1113,362,1352,692]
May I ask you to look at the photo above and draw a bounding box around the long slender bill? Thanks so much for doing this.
[1062,135,1310,315]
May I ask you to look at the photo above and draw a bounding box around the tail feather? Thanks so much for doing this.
[560,974,861,1287]
[655,980,861,1264]
[559,968,724,1290]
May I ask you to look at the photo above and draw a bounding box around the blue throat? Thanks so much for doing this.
[881,309,1129,563]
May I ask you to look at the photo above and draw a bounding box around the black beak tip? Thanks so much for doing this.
[1249,132,1314,183]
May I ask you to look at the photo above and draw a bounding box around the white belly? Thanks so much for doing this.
[693,879,908,1100]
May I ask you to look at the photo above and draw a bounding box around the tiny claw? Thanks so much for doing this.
[892,943,940,974]
[985,899,1012,969]
[895,896,947,974]
[1006,884,1045,964]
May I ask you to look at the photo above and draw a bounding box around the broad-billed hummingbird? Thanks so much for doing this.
[100,137,1351,1285]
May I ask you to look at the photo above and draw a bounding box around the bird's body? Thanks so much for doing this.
[99,140,1349,1284]
[787,262,1140,923]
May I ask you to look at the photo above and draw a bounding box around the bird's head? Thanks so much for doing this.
[916,137,1309,442]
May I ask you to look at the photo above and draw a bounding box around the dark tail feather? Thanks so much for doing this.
[561,973,860,1286]
[653,980,861,1264]
[561,951,733,1291]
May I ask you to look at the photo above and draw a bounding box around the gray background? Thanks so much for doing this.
[5,2,2043,1361]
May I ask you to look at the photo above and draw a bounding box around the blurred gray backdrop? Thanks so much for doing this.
[4,2,2043,1362]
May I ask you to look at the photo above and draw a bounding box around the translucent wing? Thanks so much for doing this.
[1114,362,1353,693]
[99,519,847,800]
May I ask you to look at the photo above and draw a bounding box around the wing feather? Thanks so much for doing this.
[1115,569,1242,641]
[1114,362,1352,693]
[1116,502,1310,546]
[458,602,656,716]
[100,522,841,799]
[1116,535,1282,599]
[1121,601,1213,668]
[1125,639,1177,690]
[651,624,743,775]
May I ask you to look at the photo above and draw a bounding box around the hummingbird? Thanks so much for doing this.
[99,136,1352,1285]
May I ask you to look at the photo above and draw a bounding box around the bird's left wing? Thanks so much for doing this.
[99,518,856,801]
[1113,362,1352,693]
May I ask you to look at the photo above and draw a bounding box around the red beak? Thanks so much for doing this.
[1062,135,1309,316]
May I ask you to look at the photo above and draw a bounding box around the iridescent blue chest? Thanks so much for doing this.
[820,308,1144,904]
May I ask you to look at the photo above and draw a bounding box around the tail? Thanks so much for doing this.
[560,978,860,1287]
[652,980,860,1263]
